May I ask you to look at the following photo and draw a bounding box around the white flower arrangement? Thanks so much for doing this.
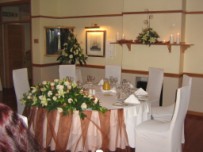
[21,79,106,119]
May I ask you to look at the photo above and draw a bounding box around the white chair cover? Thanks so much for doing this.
[146,67,164,106]
[76,68,83,83]
[105,65,121,83]
[13,68,30,114]
[59,64,76,81]
[152,75,192,122]
[135,86,191,152]
[0,76,2,91]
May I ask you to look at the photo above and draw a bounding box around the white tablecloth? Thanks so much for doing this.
[27,85,151,151]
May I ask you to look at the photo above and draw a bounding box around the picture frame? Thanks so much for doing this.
[86,30,106,57]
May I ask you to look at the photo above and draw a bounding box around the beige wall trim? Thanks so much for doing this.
[187,111,203,117]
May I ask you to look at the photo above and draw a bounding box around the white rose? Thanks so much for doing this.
[68,98,73,103]
[48,91,53,97]
[81,103,87,110]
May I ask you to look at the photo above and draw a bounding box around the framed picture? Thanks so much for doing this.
[86,30,106,57]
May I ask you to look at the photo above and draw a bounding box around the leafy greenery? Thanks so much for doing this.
[57,31,88,65]
[21,79,107,119]
[137,27,159,46]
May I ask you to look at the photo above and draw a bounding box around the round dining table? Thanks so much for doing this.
[25,85,151,152]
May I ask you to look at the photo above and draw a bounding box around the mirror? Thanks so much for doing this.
[45,27,74,55]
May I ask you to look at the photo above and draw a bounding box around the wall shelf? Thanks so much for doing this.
[110,40,193,53]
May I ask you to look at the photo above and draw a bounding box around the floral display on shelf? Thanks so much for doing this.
[21,79,107,119]
[136,13,160,46]
[57,30,88,65]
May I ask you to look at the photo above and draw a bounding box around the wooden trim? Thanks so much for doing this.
[31,14,122,19]
[187,111,203,118]
[123,10,184,15]
[30,10,203,20]
[183,73,203,78]
[122,69,148,75]
[186,11,203,14]
[32,63,59,67]
[0,0,30,6]
[81,64,104,69]
[32,64,203,78]
[31,10,187,20]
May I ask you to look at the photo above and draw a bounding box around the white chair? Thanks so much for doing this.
[105,65,121,83]
[146,67,164,107]
[13,68,30,114]
[76,68,83,83]
[151,75,192,144]
[135,86,191,152]
[59,64,76,81]
[151,75,192,122]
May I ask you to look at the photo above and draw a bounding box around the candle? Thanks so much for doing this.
[122,33,125,40]
[57,32,61,50]
[170,34,174,44]
[176,33,180,44]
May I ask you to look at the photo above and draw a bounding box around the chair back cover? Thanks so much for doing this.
[170,86,191,151]
[146,67,164,106]
[105,65,121,83]
[135,86,191,152]
[13,68,30,114]
[76,68,83,83]
[59,64,76,80]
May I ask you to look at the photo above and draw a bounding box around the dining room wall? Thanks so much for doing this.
[29,0,203,113]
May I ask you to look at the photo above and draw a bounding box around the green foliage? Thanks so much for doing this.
[21,79,107,119]
[137,27,159,46]
[57,31,88,65]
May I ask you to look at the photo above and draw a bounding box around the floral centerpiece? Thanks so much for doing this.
[21,79,107,119]
[57,30,88,65]
[136,13,159,46]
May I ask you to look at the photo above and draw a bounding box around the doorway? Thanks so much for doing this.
[0,2,31,89]
[3,23,31,88]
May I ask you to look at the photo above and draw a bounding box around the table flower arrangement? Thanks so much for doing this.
[136,13,159,46]
[57,30,88,65]
[21,79,107,119]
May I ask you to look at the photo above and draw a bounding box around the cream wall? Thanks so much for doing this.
[30,0,203,112]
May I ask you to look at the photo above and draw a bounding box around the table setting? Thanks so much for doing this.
[22,76,151,151]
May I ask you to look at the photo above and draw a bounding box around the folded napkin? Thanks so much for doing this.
[134,88,148,96]
[124,94,140,104]
[98,79,104,85]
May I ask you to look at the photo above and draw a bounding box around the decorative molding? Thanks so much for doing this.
[186,11,203,14]
[30,10,203,20]
[187,111,203,118]
[32,64,203,78]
